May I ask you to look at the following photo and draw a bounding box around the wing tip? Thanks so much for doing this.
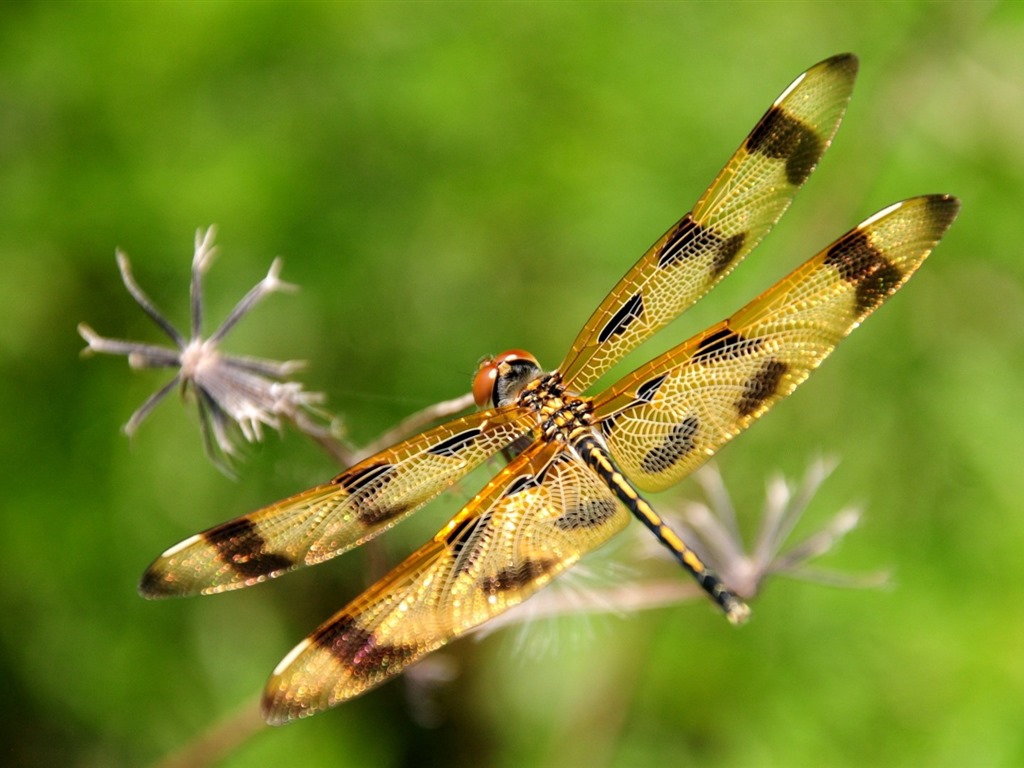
[861,194,961,234]
[260,693,294,727]
[138,563,175,599]
[138,558,206,599]
[262,669,321,726]
[821,52,859,77]
[923,193,961,231]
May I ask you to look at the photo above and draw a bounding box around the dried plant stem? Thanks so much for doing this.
[151,698,264,768]
[351,393,476,463]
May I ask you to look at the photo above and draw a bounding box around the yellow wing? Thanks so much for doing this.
[592,195,959,492]
[140,407,532,597]
[558,53,859,393]
[262,440,628,724]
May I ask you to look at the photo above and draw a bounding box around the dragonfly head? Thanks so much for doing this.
[473,349,542,408]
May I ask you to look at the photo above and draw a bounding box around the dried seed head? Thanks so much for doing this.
[79,228,337,473]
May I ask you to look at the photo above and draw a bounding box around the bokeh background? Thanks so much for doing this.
[2,2,1022,766]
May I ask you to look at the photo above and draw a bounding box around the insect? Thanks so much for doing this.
[141,53,959,724]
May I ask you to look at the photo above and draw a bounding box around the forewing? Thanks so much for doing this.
[140,407,532,597]
[558,53,858,393]
[262,440,628,724]
[592,195,959,492]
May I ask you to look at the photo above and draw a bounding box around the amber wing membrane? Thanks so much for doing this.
[140,407,531,597]
[592,195,960,493]
[262,440,629,723]
[558,53,859,393]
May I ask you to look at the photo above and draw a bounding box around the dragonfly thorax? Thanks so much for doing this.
[516,371,595,442]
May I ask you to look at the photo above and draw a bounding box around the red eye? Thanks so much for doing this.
[472,349,537,407]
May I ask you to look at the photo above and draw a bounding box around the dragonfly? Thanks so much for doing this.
[140,53,959,724]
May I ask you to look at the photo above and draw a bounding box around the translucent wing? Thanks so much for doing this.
[592,195,959,492]
[140,407,533,597]
[262,440,628,723]
[559,53,859,393]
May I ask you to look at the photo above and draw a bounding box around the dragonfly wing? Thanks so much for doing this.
[262,439,628,723]
[592,195,959,492]
[559,53,859,392]
[140,407,533,597]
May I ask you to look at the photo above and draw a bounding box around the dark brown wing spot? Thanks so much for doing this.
[710,232,747,275]
[736,359,788,417]
[598,413,620,438]
[693,327,762,364]
[746,106,823,186]
[445,514,490,575]
[553,498,619,531]
[640,416,699,474]
[480,557,556,595]
[657,215,747,275]
[503,473,541,498]
[334,462,408,526]
[597,375,667,441]
[334,461,394,492]
[427,428,483,457]
[312,615,418,682]
[823,231,904,314]
[597,291,644,343]
[856,261,903,314]
[635,374,668,404]
[443,515,476,547]
[205,518,294,580]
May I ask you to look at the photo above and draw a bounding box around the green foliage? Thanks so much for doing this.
[1,2,1022,766]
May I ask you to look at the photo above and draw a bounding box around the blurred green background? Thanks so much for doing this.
[2,2,1022,766]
